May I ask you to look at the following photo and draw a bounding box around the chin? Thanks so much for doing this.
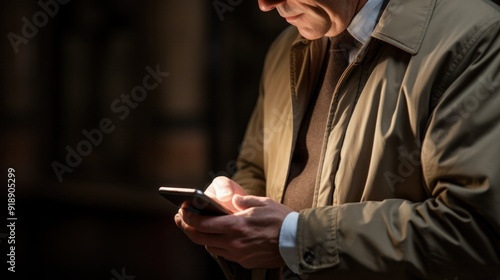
[296,27,325,40]
[295,22,334,40]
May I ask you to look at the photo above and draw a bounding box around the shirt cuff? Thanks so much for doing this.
[279,211,300,274]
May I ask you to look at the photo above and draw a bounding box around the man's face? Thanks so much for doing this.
[258,0,366,40]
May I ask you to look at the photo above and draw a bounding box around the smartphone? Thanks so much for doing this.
[159,186,233,215]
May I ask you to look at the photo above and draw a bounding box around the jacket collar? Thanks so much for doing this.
[286,0,436,143]
[290,0,436,55]
[372,0,436,54]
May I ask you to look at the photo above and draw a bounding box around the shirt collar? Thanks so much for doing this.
[347,0,386,46]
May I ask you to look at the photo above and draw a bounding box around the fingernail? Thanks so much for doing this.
[219,189,231,196]
[217,192,232,202]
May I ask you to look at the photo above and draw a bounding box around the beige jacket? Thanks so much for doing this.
[228,0,500,279]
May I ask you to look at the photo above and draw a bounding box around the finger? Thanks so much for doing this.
[174,213,183,228]
[179,208,231,234]
[233,194,267,211]
[204,176,231,200]
[223,177,248,196]
[211,176,235,202]
[176,212,228,247]
[181,225,226,247]
[206,176,248,200]
[205,246,238,262]
[204,177,246,213]
[175,210,196,233]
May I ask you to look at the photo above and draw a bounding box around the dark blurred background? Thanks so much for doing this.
[0,0,288,279]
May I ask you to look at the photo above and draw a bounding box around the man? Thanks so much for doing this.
[175,0,500,279]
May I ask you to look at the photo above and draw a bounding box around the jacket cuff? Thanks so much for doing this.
[296,206,340,274]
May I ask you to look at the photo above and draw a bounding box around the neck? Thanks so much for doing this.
[356,0,369,13]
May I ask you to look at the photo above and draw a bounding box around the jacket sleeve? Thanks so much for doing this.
[231,79,267,197]
[294,21,500,279]
[231,25,299,197]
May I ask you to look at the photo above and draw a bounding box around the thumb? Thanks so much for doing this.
[211,177,235,202]
[209,176,248,202]
[233,195,266,211]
